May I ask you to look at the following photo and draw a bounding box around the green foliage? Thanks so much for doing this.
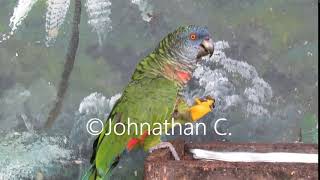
[300,113,318,144]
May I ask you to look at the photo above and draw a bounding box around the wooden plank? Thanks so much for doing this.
[144,140,318,180]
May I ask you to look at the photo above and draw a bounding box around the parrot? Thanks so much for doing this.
[83,25,215,180]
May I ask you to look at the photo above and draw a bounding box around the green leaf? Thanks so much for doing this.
[300,113,318,144]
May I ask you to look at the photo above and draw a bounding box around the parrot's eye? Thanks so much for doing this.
[189,33,197,41]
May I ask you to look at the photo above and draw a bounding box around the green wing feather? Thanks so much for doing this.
[88,74,180,179]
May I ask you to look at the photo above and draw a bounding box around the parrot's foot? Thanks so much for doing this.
[149,142,180,160]
[189,95,215,122]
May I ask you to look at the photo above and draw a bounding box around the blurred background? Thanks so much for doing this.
[0,0,318,179]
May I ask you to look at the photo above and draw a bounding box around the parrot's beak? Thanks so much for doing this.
[197,38,214,59]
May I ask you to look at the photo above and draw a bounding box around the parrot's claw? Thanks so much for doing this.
[149,142,180,161]
[189,96,215,121]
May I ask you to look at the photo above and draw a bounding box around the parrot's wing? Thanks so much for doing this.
[91,76,179,178]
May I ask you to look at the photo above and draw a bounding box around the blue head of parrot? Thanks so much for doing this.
[169,25,214,63]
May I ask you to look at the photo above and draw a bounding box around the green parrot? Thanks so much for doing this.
[84,25,215,180]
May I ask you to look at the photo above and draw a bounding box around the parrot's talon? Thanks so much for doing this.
[149,142,181,161]
[205,95,214,100]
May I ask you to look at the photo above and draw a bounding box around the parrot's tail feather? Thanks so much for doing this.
[90,137,99,163]
[81,163,96,180]
[101,170,113,180]
[82,161,115,180]
[98,153,121,180]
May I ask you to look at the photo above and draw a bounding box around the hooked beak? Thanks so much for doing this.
[197,38,214,59]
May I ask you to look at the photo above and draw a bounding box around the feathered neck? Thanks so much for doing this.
[131,33,197,87]
[131,51,195,87]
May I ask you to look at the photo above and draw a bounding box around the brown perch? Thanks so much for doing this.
[144,140,318,180]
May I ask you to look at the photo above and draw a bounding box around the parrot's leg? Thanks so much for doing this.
[148,142,180,160]
[173,95,215,122]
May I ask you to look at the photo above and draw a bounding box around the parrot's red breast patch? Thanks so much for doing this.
[177,71,191,82]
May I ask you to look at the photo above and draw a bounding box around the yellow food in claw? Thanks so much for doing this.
[189,98,214,121]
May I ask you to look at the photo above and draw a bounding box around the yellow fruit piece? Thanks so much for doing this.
[189,99,214,121]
